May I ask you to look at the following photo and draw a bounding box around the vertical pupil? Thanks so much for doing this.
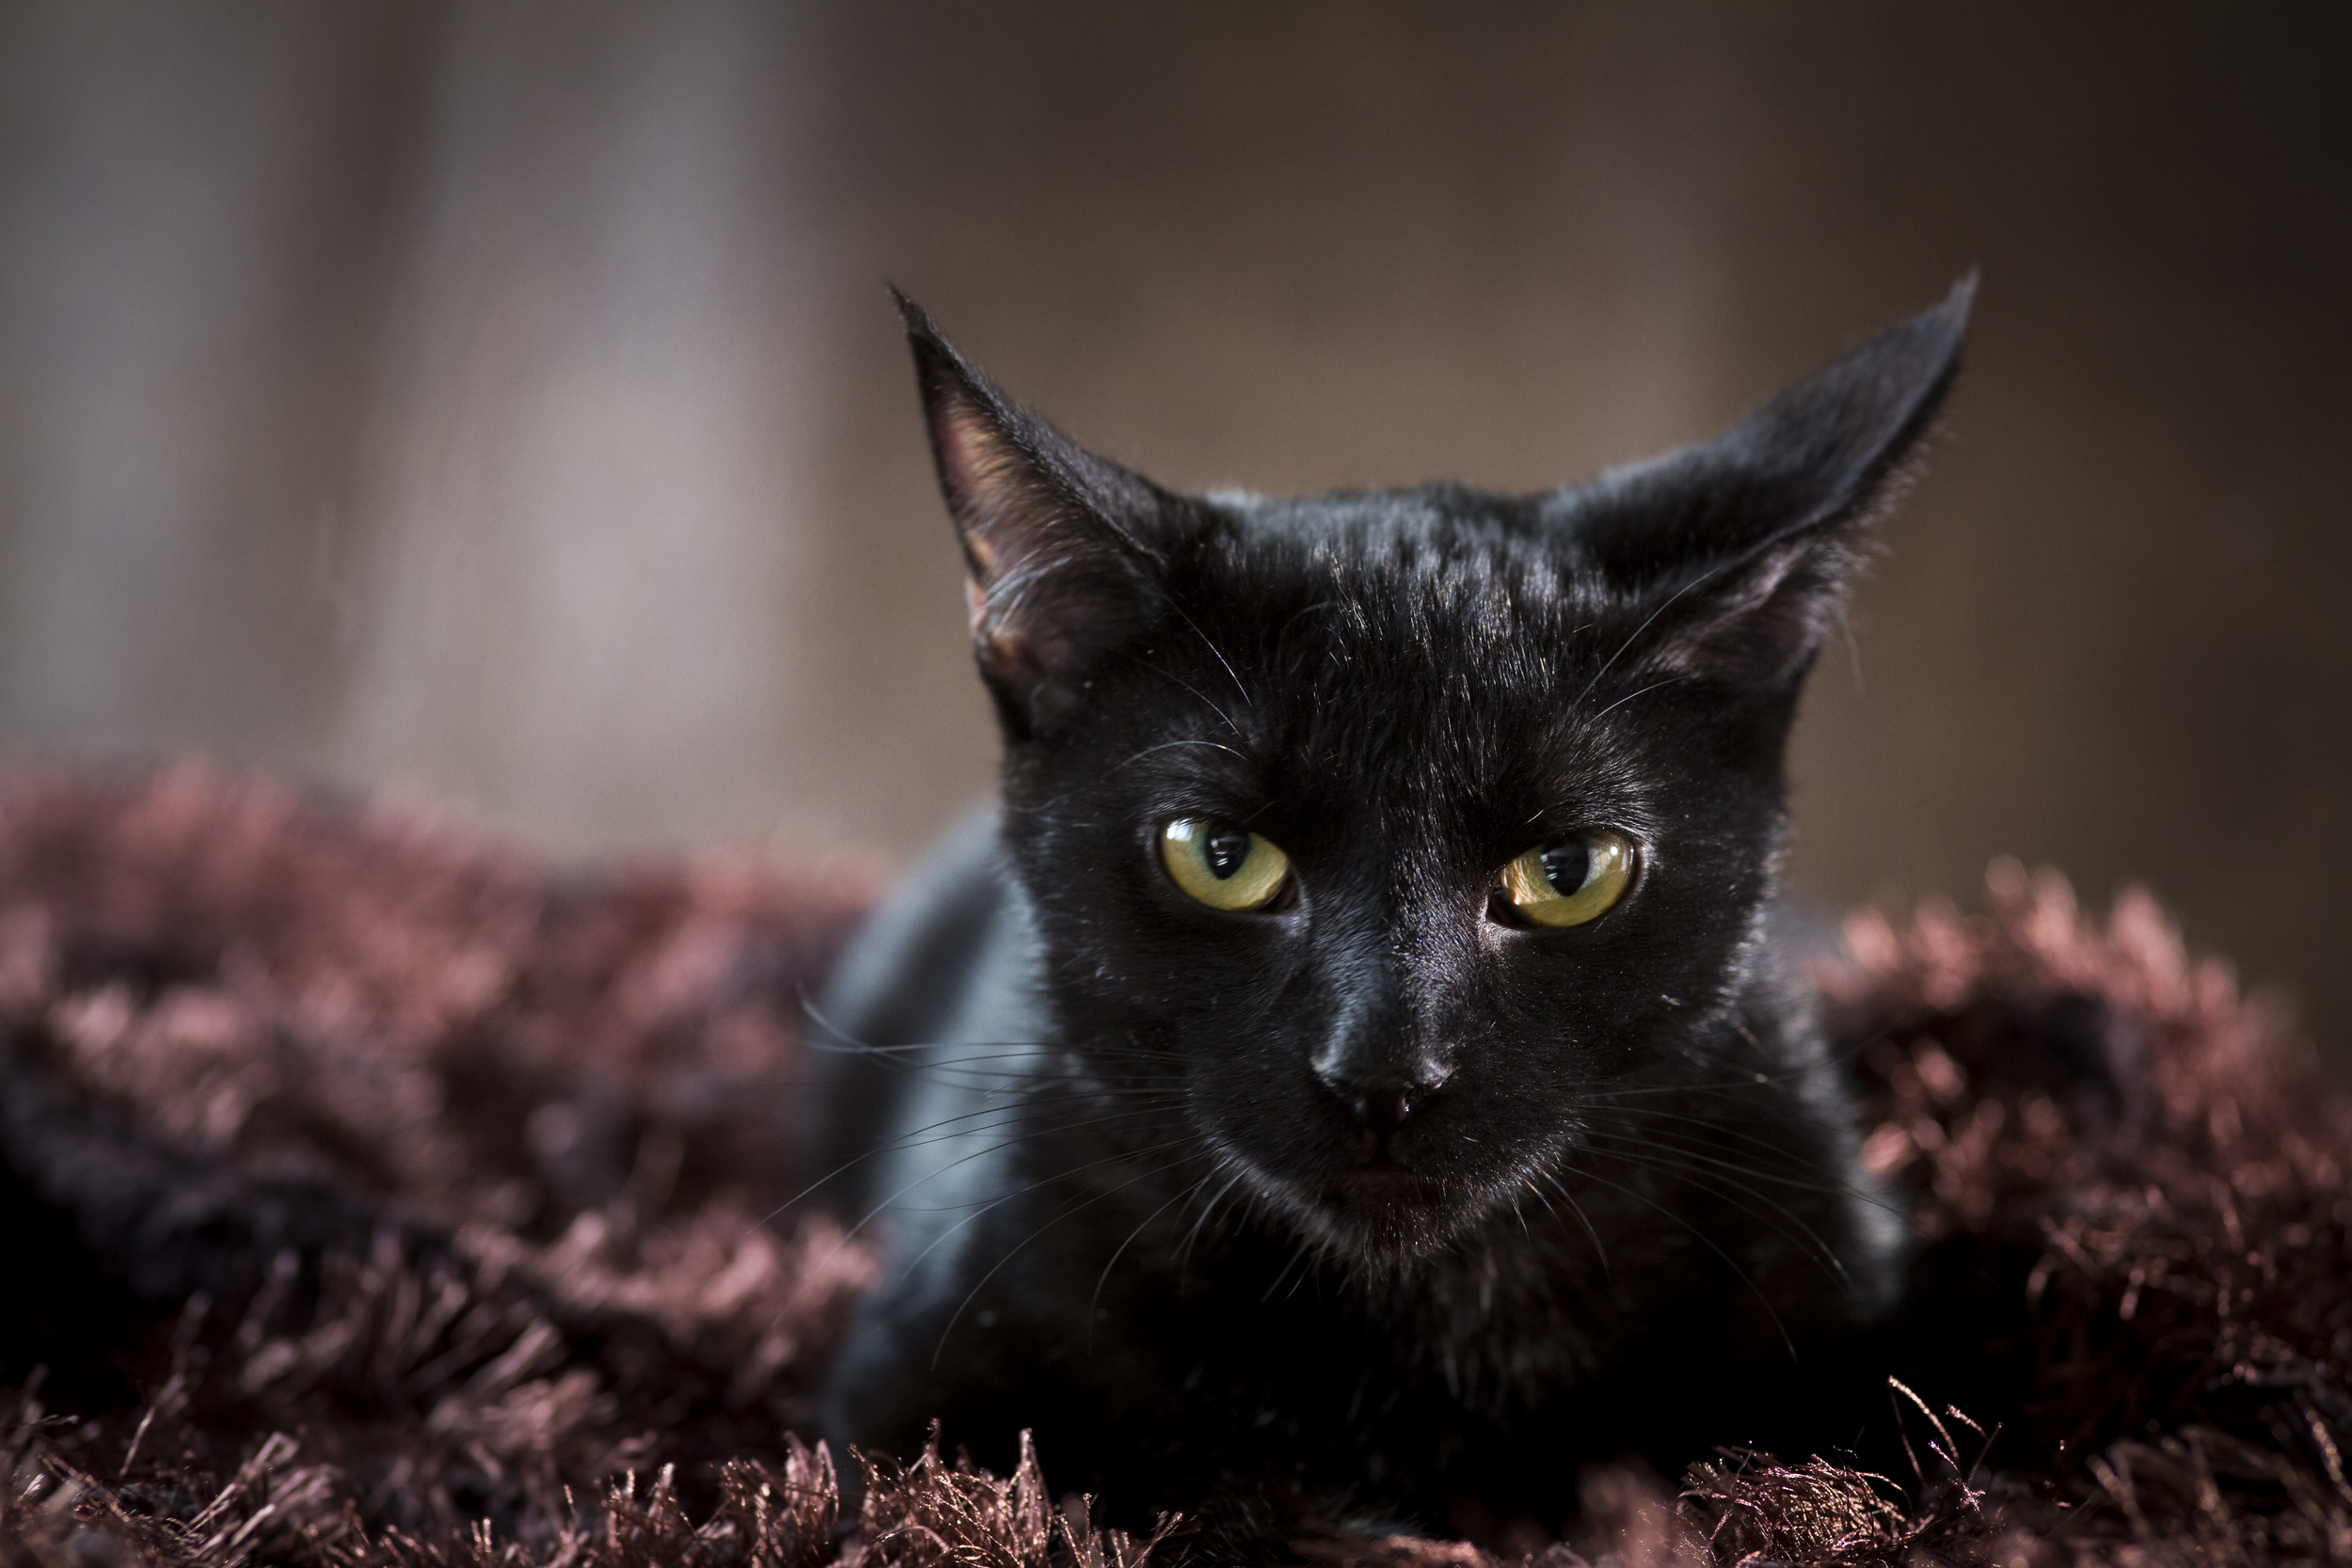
[1203,827,1252,879]
[1540,843,1590,895]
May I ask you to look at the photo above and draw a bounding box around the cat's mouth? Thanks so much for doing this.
[1215,1133,1486,1265]
[1292,1161,1486,1270]
[1326,1164,1445,1209]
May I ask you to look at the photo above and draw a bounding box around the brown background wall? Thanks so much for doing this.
[1,4,2346,1066]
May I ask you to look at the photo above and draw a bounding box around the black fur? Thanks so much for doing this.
[814,282,1974,1549]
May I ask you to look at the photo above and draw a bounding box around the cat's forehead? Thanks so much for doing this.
[1208,483,1565,553]
[1126,485,1658,807]
[1186,483,1614,658]
[1114,538,1646,848]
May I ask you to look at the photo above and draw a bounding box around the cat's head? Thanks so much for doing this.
[899,284,1969,1271]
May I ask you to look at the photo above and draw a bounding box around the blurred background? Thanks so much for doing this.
[0,3,2345,1066]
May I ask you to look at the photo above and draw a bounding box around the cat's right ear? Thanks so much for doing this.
[896,291,1175,738]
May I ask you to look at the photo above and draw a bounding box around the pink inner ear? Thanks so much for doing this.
[931,396,1102,678]
[909,329,1172,730]
[933,397,1044,669]
[935,400,1025,576]
[1649,536,1853,690]
[964,569,1039,684]
[963,575,993,641]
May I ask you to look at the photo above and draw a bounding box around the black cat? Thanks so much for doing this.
[811,281,1974,1550]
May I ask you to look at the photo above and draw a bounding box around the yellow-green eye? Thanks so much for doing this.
[1498,831,1636,927]
[1160,818,1291,911]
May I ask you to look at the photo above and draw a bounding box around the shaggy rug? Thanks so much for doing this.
[0,764,2344,1568]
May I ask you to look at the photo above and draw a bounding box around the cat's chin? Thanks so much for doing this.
[1262,1167,1499,1276]
[1327,1167,1447,1210]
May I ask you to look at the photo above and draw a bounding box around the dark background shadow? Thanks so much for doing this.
[1,2,2344,1067]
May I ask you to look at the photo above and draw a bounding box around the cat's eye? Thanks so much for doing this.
[1495,831,1636,928]
[1160,818,1291,912]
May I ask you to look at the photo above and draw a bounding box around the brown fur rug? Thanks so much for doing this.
[0,764,2344,1567]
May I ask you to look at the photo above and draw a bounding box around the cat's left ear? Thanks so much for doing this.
[1576,277,1975,693]
[895,291,1184,737]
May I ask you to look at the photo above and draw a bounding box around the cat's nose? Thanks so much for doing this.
[1353,1083,1415,1133]
[1310,976,1452,1132]
[1314,1064,1450,1132]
